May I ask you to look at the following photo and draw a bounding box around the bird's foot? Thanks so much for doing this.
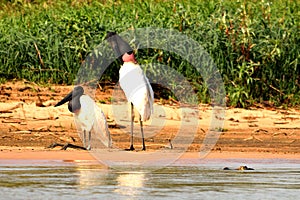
[86,145,91,151]
[125,145,135,151]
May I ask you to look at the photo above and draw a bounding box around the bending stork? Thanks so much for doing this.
[54,86,111,150]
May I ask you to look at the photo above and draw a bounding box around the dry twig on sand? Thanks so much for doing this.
[0,103,23,113]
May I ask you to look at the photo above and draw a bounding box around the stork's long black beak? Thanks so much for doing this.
[54,86,84,107]
[106,32,133,62]
[55,91,72,107]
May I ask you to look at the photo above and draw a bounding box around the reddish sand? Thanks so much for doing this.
[0,148,299,161]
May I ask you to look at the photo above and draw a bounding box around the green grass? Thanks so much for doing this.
[0,0,299,107]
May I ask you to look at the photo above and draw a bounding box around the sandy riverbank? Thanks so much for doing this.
[1,81,299,162]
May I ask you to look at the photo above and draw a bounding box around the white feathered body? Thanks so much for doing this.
[119,62,154,121]
[74,95,111,147]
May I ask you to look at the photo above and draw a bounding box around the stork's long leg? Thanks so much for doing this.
[129,103,135,151]
[139,115,146,151]
[86,131,91,150]
[106,126,112,148]
[83,130,87,148]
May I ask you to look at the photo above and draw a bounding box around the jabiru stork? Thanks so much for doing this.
[106,32,154,151]
[54,86,111,150]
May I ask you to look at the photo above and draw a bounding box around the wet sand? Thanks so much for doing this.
[0,147,299,163]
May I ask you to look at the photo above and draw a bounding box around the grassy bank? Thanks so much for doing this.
[0,0,299,107]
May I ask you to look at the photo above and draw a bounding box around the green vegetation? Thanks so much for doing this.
[0,0,299,107]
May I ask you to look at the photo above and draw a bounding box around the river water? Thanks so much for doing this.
[0,158,299,200]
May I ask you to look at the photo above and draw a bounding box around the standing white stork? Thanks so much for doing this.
[54,86,111,150]
[106,32,154,151]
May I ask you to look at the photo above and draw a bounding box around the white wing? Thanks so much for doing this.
[119,62,154,121]
[75,95,111,148]
[92,104,112,148]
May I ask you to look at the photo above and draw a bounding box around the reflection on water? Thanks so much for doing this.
[115,171,146,198]
[76,165,109,189]
[0,159,299,199]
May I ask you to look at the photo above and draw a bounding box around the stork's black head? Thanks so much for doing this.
[55,86,84,113]
[106,31,133,63]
